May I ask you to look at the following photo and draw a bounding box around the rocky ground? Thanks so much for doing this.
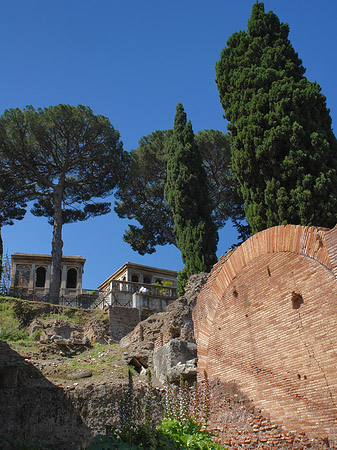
[1,273,334,449]
[1,318,166,393]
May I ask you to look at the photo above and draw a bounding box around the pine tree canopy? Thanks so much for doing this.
[0,104,126,301]
[215,1,337,234]
[115,128,248,255]
[0,156,34,277]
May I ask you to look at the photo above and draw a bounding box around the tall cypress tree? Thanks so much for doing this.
[215,2,337,234]
[165,103,218,293]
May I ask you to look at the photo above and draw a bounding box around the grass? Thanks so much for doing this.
[0,296,112,364]
[39,308,109,325]
[0,299,30,342]
[0,295,109,328]
[51,343,125,379]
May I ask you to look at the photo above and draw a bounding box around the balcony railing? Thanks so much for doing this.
[107,280,177,299]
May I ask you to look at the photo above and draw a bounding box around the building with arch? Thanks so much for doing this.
[98,262,178,313]
[10,253,86,300]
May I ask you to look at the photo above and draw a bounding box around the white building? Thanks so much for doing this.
[10,253,86,300]
[98,262,178,315]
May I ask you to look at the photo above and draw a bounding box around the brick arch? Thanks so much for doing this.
[193,224,337,440]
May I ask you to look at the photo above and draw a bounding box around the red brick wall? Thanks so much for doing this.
[193,225,337,442]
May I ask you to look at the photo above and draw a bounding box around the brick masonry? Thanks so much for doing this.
[193,225,337,444]
[109,306,140,340]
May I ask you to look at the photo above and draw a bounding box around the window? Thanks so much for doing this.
[143,276,151,284]
[14,265,30,288]
[66,268,77,289]
[131,275,139,282]
[36,267,46,288]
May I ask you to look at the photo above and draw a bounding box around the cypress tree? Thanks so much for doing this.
[215,2,337,234]
[165,103,218,293]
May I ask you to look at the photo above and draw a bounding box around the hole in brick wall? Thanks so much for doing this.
[170,327,180,338]
[245,314,248,318]
[233,289,238,298]
[267,266,271,277]
[304,375,307,380]
[298,374,301,380]
[292,292,304,309]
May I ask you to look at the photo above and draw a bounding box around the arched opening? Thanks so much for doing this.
[143,276,151,284]
[36,267,46,288]
[131,275,139,282]
[66,268,77,289]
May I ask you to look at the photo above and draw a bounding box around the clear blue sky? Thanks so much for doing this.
[1,0,336,289]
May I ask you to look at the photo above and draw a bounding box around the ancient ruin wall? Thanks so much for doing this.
[193,225,337,441]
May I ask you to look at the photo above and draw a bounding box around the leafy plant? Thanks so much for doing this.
[0,300,29,341]
[86,370,227,450]
[158,418,224,450]
[164,374,210,427]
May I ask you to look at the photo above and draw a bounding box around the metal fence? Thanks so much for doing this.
[5,289,111,310]
[5,280,177,310]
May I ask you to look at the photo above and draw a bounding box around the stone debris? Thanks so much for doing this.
[67,369,93,380]
[120,272,209,370]
[26,317,111,347]
[153,339,197,383]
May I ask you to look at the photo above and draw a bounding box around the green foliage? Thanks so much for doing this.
[0,104,126,300]
[176,268,189,298]
[164,374,210,428]
[158,418,224,450]
[87,425,180,450]
[86,369,227,450]
[0,314,28,342]
[0,300,29,341]
[11,299,36,327]
[165,104,218,292]
[87,433,140,450]
[115,128,249,257]
[215,2,337,234]
[87,420,225,450]
[115,129,176,255]
[0,153,32,277]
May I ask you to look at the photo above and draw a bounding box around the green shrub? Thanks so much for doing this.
[86,370,226,450]
[158,418,224,449]
[0,301,29,342]
[87,425,179,449]
[11,300,35,327]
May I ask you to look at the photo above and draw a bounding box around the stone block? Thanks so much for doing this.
[153,339,197,383]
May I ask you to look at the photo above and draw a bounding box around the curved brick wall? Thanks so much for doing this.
[193,225,337,440]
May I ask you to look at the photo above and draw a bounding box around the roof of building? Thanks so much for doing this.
[11,253,86,265]
[98,262,178,290]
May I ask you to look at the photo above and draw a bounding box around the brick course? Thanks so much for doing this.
[109,306,140,340]
[193,225,337,444]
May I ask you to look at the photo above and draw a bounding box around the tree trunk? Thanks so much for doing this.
[49,188,64,304]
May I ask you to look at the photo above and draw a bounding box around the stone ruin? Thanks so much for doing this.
[193,224,337,446]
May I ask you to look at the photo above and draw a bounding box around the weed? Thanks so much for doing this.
[86,369,227,450]
[0,312,29,342]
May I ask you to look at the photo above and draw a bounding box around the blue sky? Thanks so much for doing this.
[1,0,336,289]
